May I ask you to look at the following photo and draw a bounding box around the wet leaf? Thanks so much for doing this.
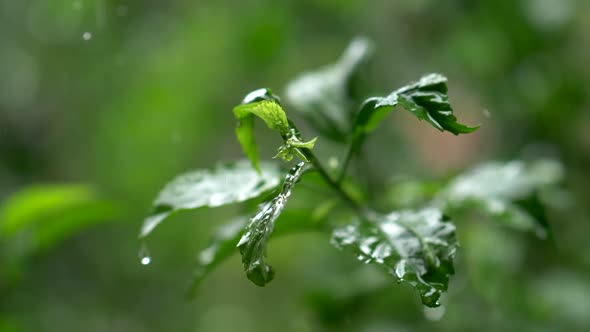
[331,207,457,307]
[237,162,306,286]
[233,100,289,171]
[139,160,282,238]
[352,73,479,151]
[189,209,323,294]
[274,131,318,162]
[438,159,563,237]
[285,37,374,141]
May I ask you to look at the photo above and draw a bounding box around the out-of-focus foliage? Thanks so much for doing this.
[0,184,115,286]
[1,0,589,331]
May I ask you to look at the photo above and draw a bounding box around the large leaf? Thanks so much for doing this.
[352,73,479,151]
[0,184,115,282]
[0,184,115,248]
[331,207,457,307]
[237,162,307,286]
[438,159,563,237]
[233,100,290,172]
[285,37,374,141]
[139,160,282,238]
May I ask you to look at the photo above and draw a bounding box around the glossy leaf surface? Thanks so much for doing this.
[237,162,306,286]
[233,100,289,172]
[331,207,457,307]
[438,159,563,237]
[352,73,478,150]
[139,160,282,238]
[286,37,374,141]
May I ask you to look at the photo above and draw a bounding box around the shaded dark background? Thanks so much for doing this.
[1,0,589,331]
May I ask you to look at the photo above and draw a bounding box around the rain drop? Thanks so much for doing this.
[141,256,151,266]
[139,242,152,266]
[82,32,92,41]
[423,305,445,321]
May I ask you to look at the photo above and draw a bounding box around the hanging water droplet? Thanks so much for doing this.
[141,256,151,266]
[82,32,92,41]
[423,305,445,321]
[139,242,152,266]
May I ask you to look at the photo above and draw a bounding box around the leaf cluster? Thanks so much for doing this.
[140,38,562,308]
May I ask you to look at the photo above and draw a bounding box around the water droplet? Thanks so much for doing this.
[82,32,92,41]
[141,256,151,265]
[139,242,151,266]
[423,305,445,321]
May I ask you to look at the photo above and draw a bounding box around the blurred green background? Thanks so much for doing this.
[1,0,590,331]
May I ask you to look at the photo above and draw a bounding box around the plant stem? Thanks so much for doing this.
[299,148,364,213]
[336,145,354,183]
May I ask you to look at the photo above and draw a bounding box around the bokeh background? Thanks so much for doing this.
[1,0,590,331]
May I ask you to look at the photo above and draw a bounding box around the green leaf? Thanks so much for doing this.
[274,130,318,162]
[352,73,479,151]
[139,160,282,239]
[237,162,307,286]
[189,208,323,294]
[438,159,563,238]
[285,37,374,141]
[233,100,289,172]
[331,207,457,307]
[0,184,115,280]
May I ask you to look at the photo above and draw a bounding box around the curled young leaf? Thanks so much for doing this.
[233,99,289,172]
[139,160,282,239]
[274,128,318,162]
[237,162,306,286]
[286,37,374,141]
[331,207,457,307]
[352,73,479,151]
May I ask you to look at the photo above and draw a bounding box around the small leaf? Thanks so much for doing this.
[331,207,457,307]
[285,37,374,141]
[139,160,282,239]
[233,100,290,171]
[438,159,563,237]
[237,162,307,286]
[352,73,479,151]
[274,130,318,163]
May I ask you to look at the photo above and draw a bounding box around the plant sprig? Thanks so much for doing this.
[140,38,561,308]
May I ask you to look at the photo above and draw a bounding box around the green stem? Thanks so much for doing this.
[285,120,364,214]
[337,145,354,183]
[299,148,364,213]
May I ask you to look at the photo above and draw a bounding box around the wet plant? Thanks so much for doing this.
[139,38,562,308]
